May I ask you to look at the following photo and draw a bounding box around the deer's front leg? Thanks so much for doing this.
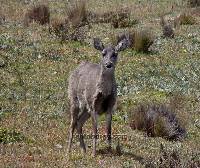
[106,110,112,151]
[105,94,116,151]
[91,112,98,156]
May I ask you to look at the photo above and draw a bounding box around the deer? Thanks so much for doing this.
[67,37,129,156]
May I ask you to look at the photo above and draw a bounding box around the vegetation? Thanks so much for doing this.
[129,103,186,140]
[111,29,154,53]
[24,4,50,26]
[0,127,25,144]
[187,0,200,7]
[111,8,138,28]
[178,12,196,25]
[133,29,154,53]
[160,16,175,38]
[0,0,200,167]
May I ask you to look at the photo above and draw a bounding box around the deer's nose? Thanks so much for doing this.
[106,62,113,68]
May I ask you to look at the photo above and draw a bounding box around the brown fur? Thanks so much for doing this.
[24,4,50,26]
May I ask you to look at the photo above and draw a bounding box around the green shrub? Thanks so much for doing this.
[0,127,25,144]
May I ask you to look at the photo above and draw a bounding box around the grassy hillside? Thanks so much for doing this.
[0,0,200,167]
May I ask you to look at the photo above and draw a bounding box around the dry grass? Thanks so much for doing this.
[48,0,89,42]
[158,144,200,168]
[65,0,89,28]
[86,7,138,28]
[110,8,135,28]
[24,4,50,26]
[191,7,200,16]
[0,13,5,25]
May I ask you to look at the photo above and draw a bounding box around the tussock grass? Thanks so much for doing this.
[129,103,186,140]
[65,0,89,28]
[110,8,138,28]
[111,29,154,53]
[175,12,196,25]
[49,17,67,38]
[24,4,50,26]
[0,14,5,25]
[187,0,200,7]
[49,0,89,42]
[134,29,154,53]
[160,16,174,38]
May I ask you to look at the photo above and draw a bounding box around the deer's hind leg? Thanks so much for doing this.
[67,99,79,153]
[76,108,90,153]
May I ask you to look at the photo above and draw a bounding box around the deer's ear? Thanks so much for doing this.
[93,38,104,51]
[115,38,129,52]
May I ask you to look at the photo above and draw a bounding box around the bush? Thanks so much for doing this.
[110,8,138,28]
[176,13,196,25]
[160,16,174,38]
[49,17,67,38]
[49,0,89,42]
[0,127,25,144]
[88,8,138,27]
[129,103,186,140]
[158,144,200,168]
[65,0,89,28]
[24,4,50,26]
[187,0,200,7]
[134,29,154,53]
[49,17,88,43]
[111,29,153,53]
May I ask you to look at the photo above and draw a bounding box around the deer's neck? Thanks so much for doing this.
[97,65,115,96]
